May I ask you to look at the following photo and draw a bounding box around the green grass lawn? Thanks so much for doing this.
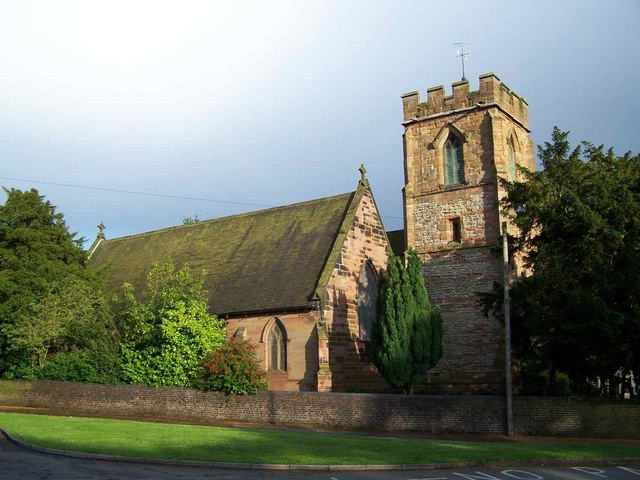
[0,412,638,465]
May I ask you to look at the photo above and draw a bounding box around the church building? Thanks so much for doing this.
[90,171,389,392]
[90,73,535,393]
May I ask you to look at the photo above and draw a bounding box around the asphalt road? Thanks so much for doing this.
[1,436,639,480]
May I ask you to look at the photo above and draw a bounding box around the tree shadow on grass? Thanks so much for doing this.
[12,425,640,466]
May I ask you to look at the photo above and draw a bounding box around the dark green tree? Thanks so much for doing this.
[371,249,444,393]
[407,249,443,384]
[0,188,117,380]
[115,260,226,387]
[371,252,413,391]
[502,127,639,397]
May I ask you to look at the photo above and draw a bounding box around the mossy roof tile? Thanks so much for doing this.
[90,192,357,315]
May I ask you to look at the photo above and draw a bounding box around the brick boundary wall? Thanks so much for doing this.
[0,380,638,439]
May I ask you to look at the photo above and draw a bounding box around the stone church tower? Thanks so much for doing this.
[400,73,535,393]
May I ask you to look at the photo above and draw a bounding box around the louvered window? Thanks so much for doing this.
[444,136,464,185]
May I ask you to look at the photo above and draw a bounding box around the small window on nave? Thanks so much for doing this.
[268,320,287,371]
[358,262,378,341]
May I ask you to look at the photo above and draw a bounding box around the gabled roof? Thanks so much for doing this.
[90,182,373,316]
[386,229,406,257]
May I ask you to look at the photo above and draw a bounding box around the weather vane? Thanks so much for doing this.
[453,41,470,81]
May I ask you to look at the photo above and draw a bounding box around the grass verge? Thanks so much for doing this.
[0,412,638,465]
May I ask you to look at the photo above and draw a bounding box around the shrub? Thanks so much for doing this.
[37,350,100,383]
[197,338,267,395]
[522,370,549,396]
[549,371,571,396]
[521,360,571,396]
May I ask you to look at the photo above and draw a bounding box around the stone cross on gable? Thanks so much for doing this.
[359,164,367,181]
[97,222,106,240]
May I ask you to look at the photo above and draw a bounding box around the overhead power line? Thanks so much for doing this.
[0,176,274,209]
[0,176,404,220]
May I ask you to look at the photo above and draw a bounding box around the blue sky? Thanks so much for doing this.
[1,0,639,244]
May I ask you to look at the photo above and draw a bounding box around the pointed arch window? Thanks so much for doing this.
[508,138,517,181]
[268,320,287,371]
[444,136,464,185]
[358,262,378,341]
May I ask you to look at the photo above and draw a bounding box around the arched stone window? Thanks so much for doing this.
[268,319,287,371]
[358,262,378,341]
[444,135,464,185]
[508,137,517,181]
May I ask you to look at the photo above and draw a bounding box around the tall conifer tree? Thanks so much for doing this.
[371,252,413,391]
[407,249,443,387]
[407,249,431,388]
[0,188,88,375]
[372,249,443,393]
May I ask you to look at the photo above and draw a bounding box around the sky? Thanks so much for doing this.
[1,0,639,245]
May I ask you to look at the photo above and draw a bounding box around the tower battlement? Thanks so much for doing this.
[401,73,529,128]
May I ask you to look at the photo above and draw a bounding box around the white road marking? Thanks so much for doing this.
[453,472,502,480]
[501,470,544,479]
[571,467,608,478]
[407,477,449,480]
[617,467,640,477]
[333,466,640,480]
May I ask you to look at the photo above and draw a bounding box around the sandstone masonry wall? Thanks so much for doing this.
[401,73,529,128]
[422,247,504,392]
[401,74,535,393]
[226,309,320,391]
[323,187,389,392]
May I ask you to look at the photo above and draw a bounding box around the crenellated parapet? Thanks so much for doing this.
[401,73,529,128]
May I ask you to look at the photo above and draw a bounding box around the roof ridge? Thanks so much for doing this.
[99,191,356,243]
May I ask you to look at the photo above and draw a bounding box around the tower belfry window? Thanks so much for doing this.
[444,136,464,185]
[508,139,517,181]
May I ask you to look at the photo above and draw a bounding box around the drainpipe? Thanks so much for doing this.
[503,221,514,436]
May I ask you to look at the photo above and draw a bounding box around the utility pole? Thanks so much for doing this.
[503,221,514,436]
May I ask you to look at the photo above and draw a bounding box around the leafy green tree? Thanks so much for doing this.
[502,127,639,397]
[371,249,443,393]
[9,296,66,373]
[0,188,116,379]
[116,260,226,387]
[10,276,119,380]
